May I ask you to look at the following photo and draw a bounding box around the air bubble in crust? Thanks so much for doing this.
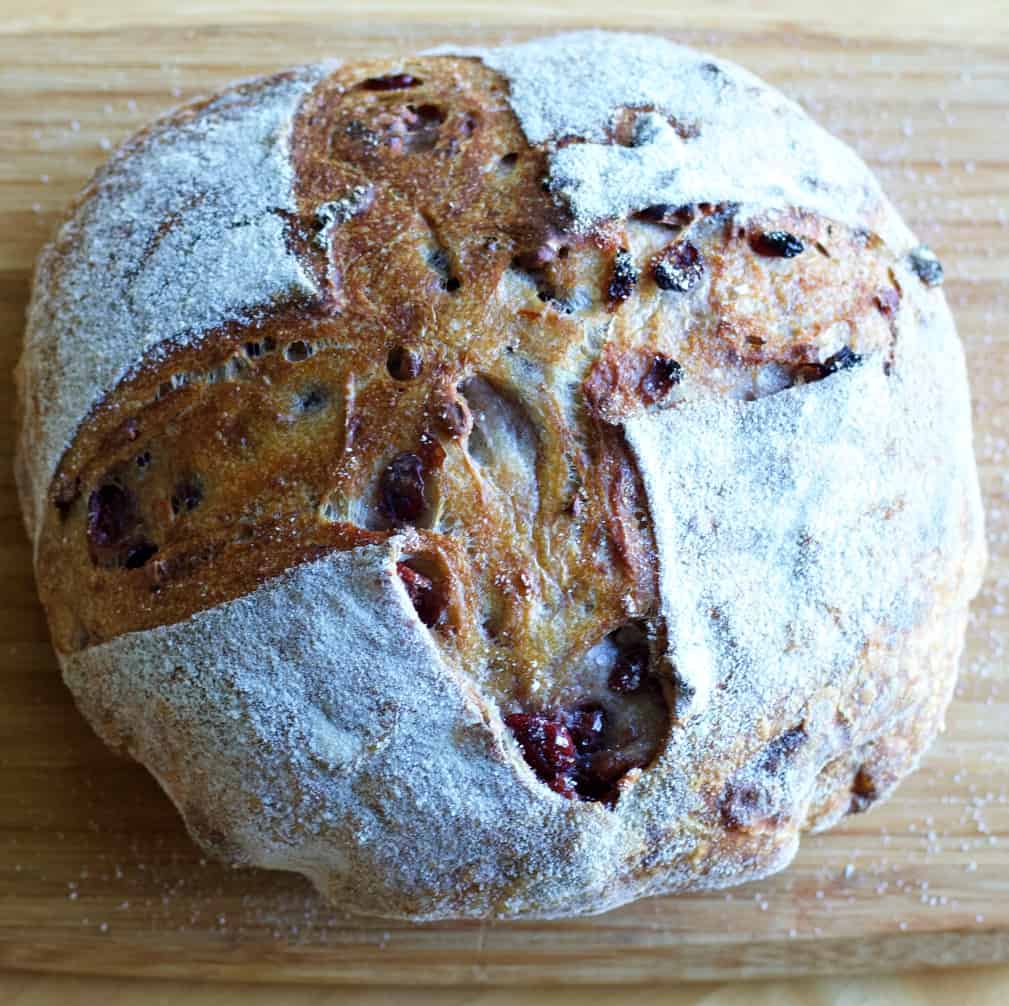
[285,340,313,362]
[360,72,422,91]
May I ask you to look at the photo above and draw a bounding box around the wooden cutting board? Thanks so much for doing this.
[1,7,1008,985]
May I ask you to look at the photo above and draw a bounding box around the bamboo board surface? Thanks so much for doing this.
[1,5,1008,985]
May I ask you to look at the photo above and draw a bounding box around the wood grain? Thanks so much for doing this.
[1,8,1008,985]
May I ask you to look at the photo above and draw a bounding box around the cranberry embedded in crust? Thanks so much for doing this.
[652,239,704,292]
[640,354,683,404]
[379,452,427,524]
[505,713,577,795]
[87,484,136,556]
[396,561,447,627]
[86,483,159,569]
[607,248,638,304]
[750,230,805,258]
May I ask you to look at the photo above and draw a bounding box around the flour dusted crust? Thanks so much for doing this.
[17,32,986,920]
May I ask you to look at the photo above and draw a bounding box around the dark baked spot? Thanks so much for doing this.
[607,248,638,304]
[87,482,159,569]
[908,245,944,287]
[135,450,152,469]
[296,385,330,413]
[653,239,704,292]
[52,474,82,516]
[497,152,519,174]
[171,478,203,516]
[640,355,683,404]
[387,346,423,381]
[751,230,805,258]
[360,72,422,91]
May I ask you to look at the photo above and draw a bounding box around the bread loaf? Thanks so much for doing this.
[16,32,985,920]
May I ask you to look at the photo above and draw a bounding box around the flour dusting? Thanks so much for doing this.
[18,65,331,544]
[470,32,913,244]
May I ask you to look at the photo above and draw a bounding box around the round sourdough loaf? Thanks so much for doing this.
[17,32,986,920]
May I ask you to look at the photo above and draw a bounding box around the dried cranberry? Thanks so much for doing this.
[653,240,704,292]
[379,452,427,524]
[563,704,606,753]
[548,775,578,799]
[640,355,683,403]
[608,645,648,694]
[387,346,422,381]
[607,248,638,303]
[87,484,135,550]
[751,230,805,258]
[171,479,202,516]
[506,713,577,784]
[360,72,422,91]
[849,765,878,814]
[636,203,696,226]
[908,245,943,287]
[823,346,862,374]
[397,561,447,627]
[123,539,158,569]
